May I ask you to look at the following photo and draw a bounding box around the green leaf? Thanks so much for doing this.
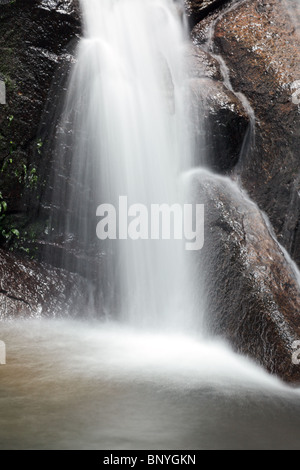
[11,229,20,238]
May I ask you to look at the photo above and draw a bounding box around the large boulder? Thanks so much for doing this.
[188,170,300,384]
[0,247,87,319]
[192,0,300,266]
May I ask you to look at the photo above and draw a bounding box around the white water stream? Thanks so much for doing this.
[52,0,194,328]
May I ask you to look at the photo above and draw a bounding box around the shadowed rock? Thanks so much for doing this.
[188,76,250,172]
[185,0,231,28]
[0,0,81,237]
[188,170,300,384]
[0,247,88,319]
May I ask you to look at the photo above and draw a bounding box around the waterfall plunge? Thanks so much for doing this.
[3,3,299,451]
[50,0,195,329]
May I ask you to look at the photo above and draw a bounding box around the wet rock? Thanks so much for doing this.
[36,236,104,283]
[191,8,222,45]
[188,75,250,172]
[0,247,88,319]
[188,170,300,384]
[192,0,300,266]
[185,44,222,81]
[0,0,81,241]
[38,0,80,16]
[184,0,230,28]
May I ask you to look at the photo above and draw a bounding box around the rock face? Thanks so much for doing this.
[185,44,251,173]
[189,170,300,384]
[0,0,81,247]
[191,0,300,266]
[0,247,88,319]
[187,72,250,172]
[184,0,230,28]
[0,0,89,320]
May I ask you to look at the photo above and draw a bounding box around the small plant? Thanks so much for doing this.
[0,135,42,256]
[36,138,43,155]
[0,192,20,247]
[26,166,38,190]
[0,193,7,214]
[9,140,16,155]
[7,115,14,126]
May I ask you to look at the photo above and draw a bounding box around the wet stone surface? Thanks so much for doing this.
[189,170,300,384]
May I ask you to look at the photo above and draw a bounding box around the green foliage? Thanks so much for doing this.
[1,154,39,190]
[0,192,20,249]
[0,196,38,256]
[0,138,42,255]
[36,138,43,155]
[0,195,7,214]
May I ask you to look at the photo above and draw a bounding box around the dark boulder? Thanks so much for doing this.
[0,247,88,319]
[188,170,300,384]
[184,0,231,28]
[188,75,250,172]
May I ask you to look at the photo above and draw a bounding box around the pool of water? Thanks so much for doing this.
[0,319,300,450]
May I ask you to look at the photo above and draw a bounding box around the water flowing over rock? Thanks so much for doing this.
[43,0,193,327]
[188,73,250,172]
[1,0,300,390]
[0,248,88,319]
[192,0,300,267]
[188,171,300,384]
[184,0,230,28]
[185,45,222,81]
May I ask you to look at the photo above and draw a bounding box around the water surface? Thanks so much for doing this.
[1,319,300,450]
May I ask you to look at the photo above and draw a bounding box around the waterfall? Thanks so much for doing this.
[48,0,194,329]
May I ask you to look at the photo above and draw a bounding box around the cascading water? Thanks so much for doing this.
[3,0,300,451]
[48,0,195,329]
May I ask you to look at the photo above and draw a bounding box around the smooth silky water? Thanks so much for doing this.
[49,0,194,329]
[1,0,300,450]
[1,319,300,450]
